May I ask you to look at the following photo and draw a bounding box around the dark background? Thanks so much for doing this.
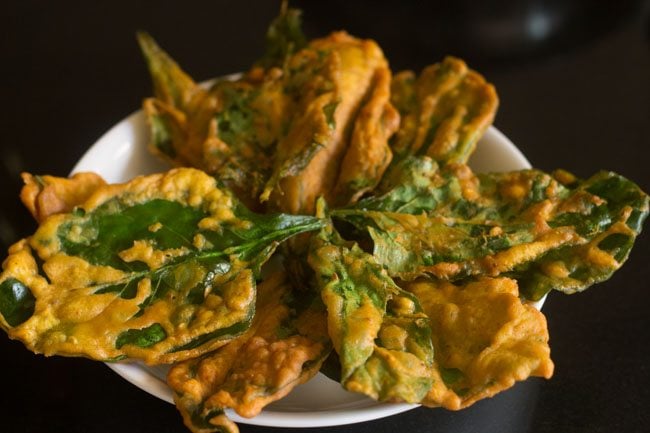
[1,1,649,432]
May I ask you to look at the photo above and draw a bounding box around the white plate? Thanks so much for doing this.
[71,110,535,428]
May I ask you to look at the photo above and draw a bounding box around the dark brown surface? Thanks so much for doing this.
[1,1,649,432]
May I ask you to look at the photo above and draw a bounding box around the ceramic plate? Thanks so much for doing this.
[71,109,535,428]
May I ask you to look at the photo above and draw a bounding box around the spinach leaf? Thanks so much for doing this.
[0,278,35,327]
[116,323,167,349]
[138,31,227,174]
[513,172,649,299]
[258,6,307,69]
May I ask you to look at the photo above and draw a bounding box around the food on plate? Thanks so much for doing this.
[0,168,322,364]
[138,32,277,210]
[0,5,647,433]
[405,277,553,410]
[260,30,398,213]
[334,156,648,300]
[168,270,329,433]
[389,57,498,167]
[308,212,433,403]
[140,9,400,214]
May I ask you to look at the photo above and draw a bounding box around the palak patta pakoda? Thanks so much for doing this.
[389,56,498,167]
[168,270,329,433]
[0,5,648,433]
[308,216,433,403]
[139,7,400,214]
[261,30,399,213]
[335,156,649,300]
[405,277,553,410]
[138,33,276,210]
[0,168,322,364]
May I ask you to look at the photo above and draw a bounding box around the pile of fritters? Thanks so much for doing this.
[0,8,647,433]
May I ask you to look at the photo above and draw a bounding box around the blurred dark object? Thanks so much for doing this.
[293,0,646,67]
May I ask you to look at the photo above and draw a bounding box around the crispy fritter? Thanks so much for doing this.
[389,57,498,166]
[168,271,330,433]
[333,66,400,205]
[138,32,219,171]
[140,17,400,214]
[262,31,396,214]
[0,168,323,364]
[335,158,649,299]
[404,277,553,410]
[308,220,433,403]
[138,33,278,210]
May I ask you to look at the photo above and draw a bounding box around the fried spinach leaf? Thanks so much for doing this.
[138,32,278,208]
[389,57,498,167]
[336,160,648,299]
[513,171,649,299]
[138,31,217,168]
[258,5,307,69]
[169,271,330,432]
[261,31,394,214]
[308,221,433,403]
[405,277,554,410]
[332,66,400,205]
[0,168,323,364]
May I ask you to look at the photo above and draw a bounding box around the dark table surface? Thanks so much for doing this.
[2,1,649,432]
